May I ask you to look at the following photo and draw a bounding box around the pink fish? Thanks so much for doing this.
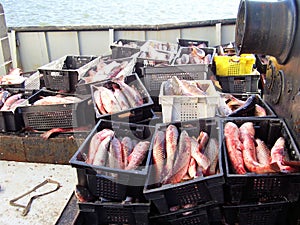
[98,86,121,114]
[86,129,114,164]
[108,136,124,169]
[161,125,179,181]
[126,141,150,170]
[0,93,22,111]
[115,80,143,107]
[121,136,133,167]
[190,137,211,175]
[271,137,297,173]
[152,130,166,183]
[92,134,113,166]
[163,130,191,184]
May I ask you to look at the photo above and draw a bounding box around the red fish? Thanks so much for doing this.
[0,93,22,111]
[152,131,166,183]
[162,125,179,181]
[190,137,210,175]
[188,157,197,178]
[203,138,219,175]
[163,130,191,184]
[121,136,133,167]
[197,131,209,153]
[86,129,114,164]
[108,136,124,169]
[92,134,113,166]
[224,122,246,174]
[126,141,150,170]
[271,137,297,173]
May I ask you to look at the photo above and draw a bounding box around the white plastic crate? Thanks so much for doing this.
[159,80,220,122]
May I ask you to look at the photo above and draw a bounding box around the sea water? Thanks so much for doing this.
[1,0,240,27]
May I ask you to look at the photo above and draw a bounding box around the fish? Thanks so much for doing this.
[93,89,107,114]
[161,125,179,181]
[86,129,115,164]
[112,84,131,110]
[224,122,246,174]
[8,98,26,110]
[126,141,150,170]
[152,130,166,183]
[203,138,219,175]
[40,125,92,140]
[97,86,121,114]
[228,95,257,117]
[121,136,133,167]
[190,137,211,175]
[168,76,206,96]
[255,138,272,166]
[108,136,124,169]
[239,122,280,174]
[163,130,191,184]
[0,93,23,110]
[254,104,267,116]
[197,131,209,152]
[33,95,81,105]
[270,137,297,173]
[188,157,197,178]
[92,134,112,166]
[115,80,143,108]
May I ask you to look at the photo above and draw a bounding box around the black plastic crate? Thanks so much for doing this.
[110,39,146,59]
[142,64,208,95]
[177,38,209,47]
[38,55,97,92]
[144,118,225,214]
[75,57,136,95]
[223,199,290,225]
[78,200,150,225]
[217,74,260,93]
[69,119,155,201]
[173,47,216,66]
[91,73,154,122]
[150,201,223,225]
[19,89,95,130]
[222,118,300,204]
[217,93,277,118]
[0,90,34,132]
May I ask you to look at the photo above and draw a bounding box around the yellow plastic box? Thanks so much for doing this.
[214,54,256,76]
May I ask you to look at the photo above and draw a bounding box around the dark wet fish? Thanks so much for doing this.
[228,95,257,117]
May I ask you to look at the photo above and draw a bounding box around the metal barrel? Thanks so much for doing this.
[235,0,297,64]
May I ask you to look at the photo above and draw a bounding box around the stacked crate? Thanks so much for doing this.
[144,118,225,225]
[221,117,300,225]
[70,119,156,225]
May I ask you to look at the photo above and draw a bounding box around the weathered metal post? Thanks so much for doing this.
[0,3,12,75]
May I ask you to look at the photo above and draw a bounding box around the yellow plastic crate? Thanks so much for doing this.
[214,54,256,76]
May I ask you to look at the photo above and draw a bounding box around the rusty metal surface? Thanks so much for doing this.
[0,132,88,164]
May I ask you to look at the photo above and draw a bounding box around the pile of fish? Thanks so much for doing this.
[224,121,299,174]
[145,41,178,53]
[93,79,144,115]
[175,46,212,65]
[0,91,26,111]
[32,94,81,106]
[152,124,219,185]
[85,128,150,171]
[163,76,208,96]
[219,94,267,117]
[139,45,175,61]
[0,68,25,85]
[82,59,131,84]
